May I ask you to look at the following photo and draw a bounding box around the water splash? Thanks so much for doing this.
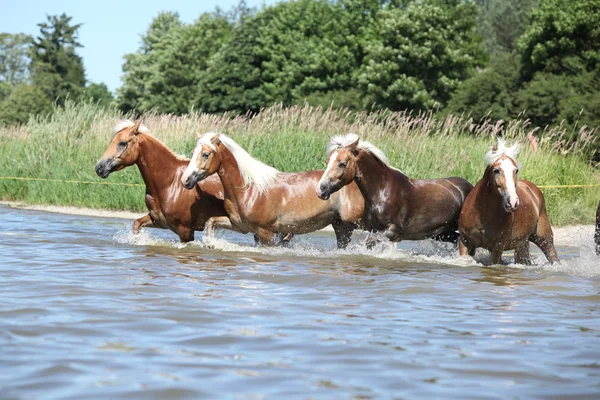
[111,225,600,277]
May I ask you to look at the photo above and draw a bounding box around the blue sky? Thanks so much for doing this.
[1,0,271,93]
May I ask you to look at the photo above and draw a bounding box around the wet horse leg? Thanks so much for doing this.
[489,246,504,265]
[177,226,194,243]
[205,216,234,240]
[275,233,294,247]
[458,239,475,257]
[530,207,559,264]
[514,241,532,265]
[255,228,275,246]
[332,220,354,249]
[132,214,154,234]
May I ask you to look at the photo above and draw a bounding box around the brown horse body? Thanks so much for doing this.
[95,120,232,242]
[458,140,559,264]
[181,133,365,247]
[317,134,472,243]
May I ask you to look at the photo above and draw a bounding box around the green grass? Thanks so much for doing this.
[1,101,598,225]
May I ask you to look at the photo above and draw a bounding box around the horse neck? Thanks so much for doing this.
[354,151,409,199]
[136,134,183,193]
[216,144,252,203]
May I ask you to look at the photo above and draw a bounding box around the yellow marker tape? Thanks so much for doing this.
[0,176,144,187]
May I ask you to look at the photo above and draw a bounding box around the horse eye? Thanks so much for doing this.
[202,152,210,159]
[118,141,128,149]
[515,169,519,174]
[493,169,500,174]
[338,162,347,168]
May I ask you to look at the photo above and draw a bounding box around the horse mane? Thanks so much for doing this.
[327,133,390,166]
[113,119,188,162]
[198,132,280,194]
[484,137,520,167]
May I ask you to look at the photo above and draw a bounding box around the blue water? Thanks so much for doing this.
[1,205,599,399]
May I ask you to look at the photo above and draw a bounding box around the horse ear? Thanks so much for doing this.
[131,119,143,136]
[492,141,498,152]
[210,133,221,147]
[348,137,359,150]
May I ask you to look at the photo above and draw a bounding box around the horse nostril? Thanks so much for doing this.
[95,164,104,176]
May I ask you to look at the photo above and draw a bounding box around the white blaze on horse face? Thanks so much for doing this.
[317,150,338,196]
[498,158,519,210]
[181,145,201,185]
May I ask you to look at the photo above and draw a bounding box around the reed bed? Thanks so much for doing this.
[0,102,598,225]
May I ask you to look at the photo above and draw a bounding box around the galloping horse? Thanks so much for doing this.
[180,133,365,247]
[316,134,473,244]
[95,120,235,242]
[458,139,559,264]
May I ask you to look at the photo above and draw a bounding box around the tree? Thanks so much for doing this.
[0,84,52,125]
[117,11,182,113]
[358,0,484,111]
[0,33,32,85]
[30,14,86,105]
[446,54,520,122]
[518,0,600,79]
[476,0,539,57]
[84,82,114,107]
[141,13,234,114]
[198,0,360,113]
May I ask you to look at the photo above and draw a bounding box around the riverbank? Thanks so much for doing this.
[1,102,598,225]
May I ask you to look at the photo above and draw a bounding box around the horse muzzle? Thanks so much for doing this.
[316,182,331,200]
[95,159,115,179]
[503,198,520,213]
[181,171,201,190]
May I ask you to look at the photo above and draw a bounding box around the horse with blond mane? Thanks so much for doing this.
[316,134,473,244]
[458,138,559,264]
[95,120,236,242]
[180,133,365,247]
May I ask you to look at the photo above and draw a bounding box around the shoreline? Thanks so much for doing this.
[0,200,594,241]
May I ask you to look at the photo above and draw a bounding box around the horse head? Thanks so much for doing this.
[317,134,361,200]
[95,119,146,178]
[181,133,222,190]
[485,139,521,212]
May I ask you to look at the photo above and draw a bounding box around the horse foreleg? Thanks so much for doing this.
[459,239,475,257]
[255,228,275,247]
[514,242,532,265]
[365,232,380,250]
[489,247,504,265]
[177,227,194,243]
[132,214,154,234]
[332,221,354,249]
[531,207,559,264]
[275,233,294,247]
[204,216,235,240]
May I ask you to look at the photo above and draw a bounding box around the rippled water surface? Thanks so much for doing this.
[1,205,599,399]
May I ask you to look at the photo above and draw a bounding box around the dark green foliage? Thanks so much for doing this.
[447,55,520,122]
[198,0,359,113]
[0,33,31,85]
[359,0,484,111]
[30,14,85,104]
[0,84,52,125]
[476,0,538,57]
[518,0,600,79]
[84,82,114,107]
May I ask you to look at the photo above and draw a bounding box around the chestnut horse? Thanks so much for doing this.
[95,120,235,242]
[458,139,559,265]
[180,133,365,247]
[316,134,473,244]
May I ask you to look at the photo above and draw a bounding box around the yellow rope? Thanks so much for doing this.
[0,176,598,189]
[0,176,144,187]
